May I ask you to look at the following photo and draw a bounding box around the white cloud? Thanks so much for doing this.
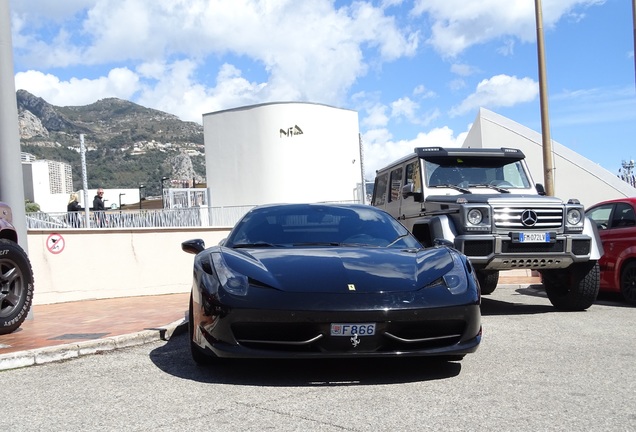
[391,97,419,121]
[413,84,436,98]
[14,68,140,106]
[136,61,267,122]
[361,103,390,129]
[362,125,468,179]
[12,0,419,110]
[497,39,516,56]
[451,63,479,77]
[411,0,605,56]
[450,74,538,116]
[389,97,440,126]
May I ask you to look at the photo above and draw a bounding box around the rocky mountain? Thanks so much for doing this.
[17,90,206,196]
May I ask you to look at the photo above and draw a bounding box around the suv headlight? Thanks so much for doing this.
[565,206,584,232]
[566,208,582,225]
[463,206,490,232]
[467,208,483,225]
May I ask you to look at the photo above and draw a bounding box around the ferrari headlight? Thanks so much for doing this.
[467,208,483,225]
[211,253,249,296]
[442,252,469,295]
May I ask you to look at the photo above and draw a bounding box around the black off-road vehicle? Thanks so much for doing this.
[0,201,34,334]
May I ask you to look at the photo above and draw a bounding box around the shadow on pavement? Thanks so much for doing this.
[595,292,634,308]
[480,284,555,316]
[149,332,463,386]
[480,297,556,316]
[481,283,632,315]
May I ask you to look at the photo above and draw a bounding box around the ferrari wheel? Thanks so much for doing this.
[188,293,217,365]
[619,261,636,306]
[0,239,35,335]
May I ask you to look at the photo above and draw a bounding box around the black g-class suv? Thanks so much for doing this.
[372,146,602,311]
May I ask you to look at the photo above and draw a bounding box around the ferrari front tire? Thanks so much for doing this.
[189,292,218,365]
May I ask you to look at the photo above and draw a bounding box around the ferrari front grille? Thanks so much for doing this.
[231,320,467,353]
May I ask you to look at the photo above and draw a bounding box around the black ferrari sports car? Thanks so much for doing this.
[182,203,481,364]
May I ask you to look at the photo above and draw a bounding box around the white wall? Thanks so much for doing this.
[203,102,362,207]
[27,227,231,305]
[463,108,636,208]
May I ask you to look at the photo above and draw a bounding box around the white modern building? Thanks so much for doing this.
[463,108,635,208]
[203,102,363,207]
[22,159,73,212]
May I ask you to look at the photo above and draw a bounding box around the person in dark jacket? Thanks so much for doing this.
[93,188,105,211]
[92,188,106,227]
[67,192,83,227]
[67,192,83,212]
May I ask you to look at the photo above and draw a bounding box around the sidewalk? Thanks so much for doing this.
[0,292,189,371]
[0,270,541,371]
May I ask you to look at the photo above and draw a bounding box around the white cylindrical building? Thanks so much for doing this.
[203,102,362,207]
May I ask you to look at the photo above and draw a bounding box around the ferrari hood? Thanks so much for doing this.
[219,246,455,293]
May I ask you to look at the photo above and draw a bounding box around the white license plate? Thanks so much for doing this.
[519,232,550,243]
[330,323,376,336]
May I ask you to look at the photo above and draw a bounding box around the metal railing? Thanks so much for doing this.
[26,205,255,229]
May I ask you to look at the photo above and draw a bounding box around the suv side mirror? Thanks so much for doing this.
[402,183,423,201]
[535,183,546,196]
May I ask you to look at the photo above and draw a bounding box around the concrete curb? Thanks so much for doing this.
[0,318,188,372]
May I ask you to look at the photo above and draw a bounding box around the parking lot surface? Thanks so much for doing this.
[1,282,634,431]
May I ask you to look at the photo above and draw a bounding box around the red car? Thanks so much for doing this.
[585,197,636,305]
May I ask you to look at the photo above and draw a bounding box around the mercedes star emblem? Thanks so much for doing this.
[521,210,538,227]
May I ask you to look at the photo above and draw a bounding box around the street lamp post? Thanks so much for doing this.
[138,184,145,210]
[119,193,126,210]
[161,176,169,209]
[534,0,555,196]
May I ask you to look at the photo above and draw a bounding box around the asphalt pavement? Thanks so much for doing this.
[0,271,540,371]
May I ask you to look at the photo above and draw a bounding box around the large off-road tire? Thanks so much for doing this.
[477,270,499,295]
[0,239,35,335]
[542,262,600,311]
[619,261,636,306]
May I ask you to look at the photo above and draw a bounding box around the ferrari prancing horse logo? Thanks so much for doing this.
[350,334,361,347]
[348,284,356,291]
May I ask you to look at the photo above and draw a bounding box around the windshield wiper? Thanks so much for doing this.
[471,184,511,193]
[430,184,471,194]
[232,242,279,248]
[292,242,341,247]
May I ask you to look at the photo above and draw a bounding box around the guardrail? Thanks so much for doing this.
[26,205,255,229]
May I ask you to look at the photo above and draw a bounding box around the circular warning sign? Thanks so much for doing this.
[46,233,65,254]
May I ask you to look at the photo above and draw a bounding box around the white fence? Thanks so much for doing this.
[26,205,255,230]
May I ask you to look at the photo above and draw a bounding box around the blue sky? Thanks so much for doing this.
[9,0,636,180]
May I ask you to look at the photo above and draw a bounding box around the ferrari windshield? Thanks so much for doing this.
[424,156,532,189]
[225,204,421,249]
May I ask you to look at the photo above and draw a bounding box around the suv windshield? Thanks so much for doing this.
[424,157,531,189]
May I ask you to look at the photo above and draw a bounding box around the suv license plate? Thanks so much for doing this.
[519,232,550,243]
[330,323,376,336]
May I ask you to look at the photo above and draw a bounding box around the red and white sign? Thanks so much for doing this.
[46,233,65,254]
